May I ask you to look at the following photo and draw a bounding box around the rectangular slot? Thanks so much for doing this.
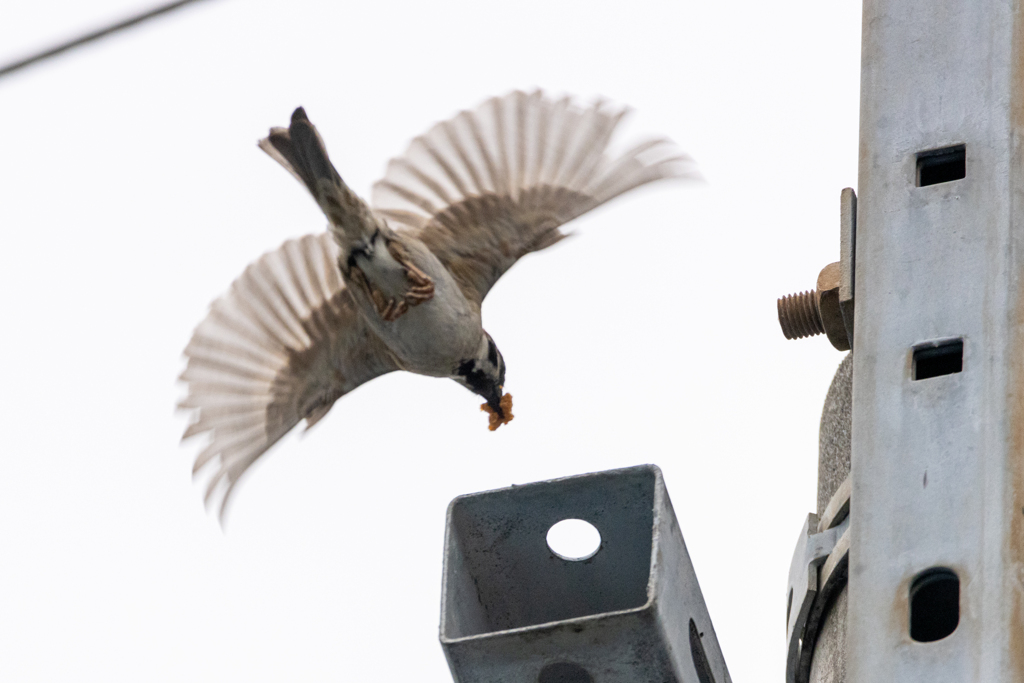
[913,340,963,380]
[916,145,966,187]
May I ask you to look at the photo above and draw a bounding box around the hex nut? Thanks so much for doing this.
[816,263,850,351]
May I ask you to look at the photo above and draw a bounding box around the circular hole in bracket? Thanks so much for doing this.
[546,519,601,561]
[538,662,593,683]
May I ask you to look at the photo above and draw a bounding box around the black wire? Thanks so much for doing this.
[0,0,212,79]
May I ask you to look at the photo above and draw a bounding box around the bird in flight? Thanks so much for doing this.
[180,90,696,514]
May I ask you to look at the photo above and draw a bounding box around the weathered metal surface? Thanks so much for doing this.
[439,465,731,683]
[786,478,851,683]
[838,190,856,309]
[778,290,826,340]
[777,190,857,351]
[838,188,857,348]
[817,477,851,535]
[807,588,847,683]
[800,527,849,681]
[816,263,849,352]
[850,1,1024,680]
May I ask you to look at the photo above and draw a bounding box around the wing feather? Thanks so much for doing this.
[440,118,487,195]
[179,233,397,518]
[371,90,698,305]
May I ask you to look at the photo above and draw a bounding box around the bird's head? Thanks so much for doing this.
[453,332,507,416]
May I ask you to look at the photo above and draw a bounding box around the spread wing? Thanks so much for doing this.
[179,233,397,516]
[371,90,698,305]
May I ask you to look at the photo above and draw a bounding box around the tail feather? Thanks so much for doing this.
[258,107,380,247]
[257,108,336,195]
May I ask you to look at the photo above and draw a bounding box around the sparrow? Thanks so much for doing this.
[180,90,697,514]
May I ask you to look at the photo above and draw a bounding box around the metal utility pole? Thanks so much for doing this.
[780,2,1024,680]
[849,0,1024,679]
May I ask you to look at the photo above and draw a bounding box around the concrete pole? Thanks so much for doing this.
[809,355,852,683]
[849,0,1024,680]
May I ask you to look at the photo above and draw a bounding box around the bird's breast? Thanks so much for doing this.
[349,235,481,376]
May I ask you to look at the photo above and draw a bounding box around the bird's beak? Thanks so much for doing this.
[486,388,505,419]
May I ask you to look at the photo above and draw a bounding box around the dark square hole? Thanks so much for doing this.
[913,340,963,380]
[910,568,959,642]
[917,145,966,187]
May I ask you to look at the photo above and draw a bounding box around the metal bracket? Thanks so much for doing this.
[439,465,732,683]
[785,476,851,683]
[838,187,856,347]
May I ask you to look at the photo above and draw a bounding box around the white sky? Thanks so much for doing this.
[0,1,862,680]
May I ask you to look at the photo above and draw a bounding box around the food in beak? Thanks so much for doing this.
[480,393,514,431]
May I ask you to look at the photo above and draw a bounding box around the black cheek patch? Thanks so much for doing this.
[456,360,490,394]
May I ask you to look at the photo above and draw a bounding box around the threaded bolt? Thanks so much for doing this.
[778,290,825,340]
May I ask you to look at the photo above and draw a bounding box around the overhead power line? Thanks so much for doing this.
[0,0,212,79]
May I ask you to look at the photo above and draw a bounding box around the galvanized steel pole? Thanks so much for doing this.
[849,0,1024,680]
